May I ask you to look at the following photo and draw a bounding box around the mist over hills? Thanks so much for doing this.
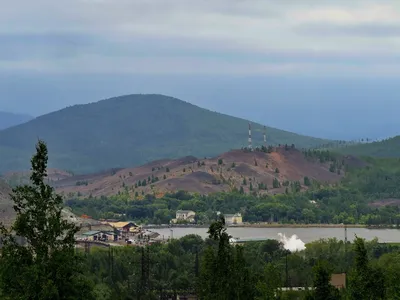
[0,111,33,130]
[0,94,331,174]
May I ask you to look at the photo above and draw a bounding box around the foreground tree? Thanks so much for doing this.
[0,140,94,299]
[198,215,255,300]
[348,236,385,300]
[310,260,340,300]
[255,263,281,300]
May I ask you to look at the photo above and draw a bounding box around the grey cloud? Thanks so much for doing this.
[1,0,400,76]
[296,23,400,37]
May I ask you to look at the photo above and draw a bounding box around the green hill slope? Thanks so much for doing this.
[0,94,331,174]
[337,136,400,158]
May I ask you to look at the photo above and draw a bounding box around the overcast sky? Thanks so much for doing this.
[1,0,400,139]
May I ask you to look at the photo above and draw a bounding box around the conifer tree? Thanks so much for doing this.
[0,140,94,299]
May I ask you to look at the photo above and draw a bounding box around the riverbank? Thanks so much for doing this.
[236,223,366,228]
[151,226,400,243]
[143,223,400,230]
[144,223,368,229]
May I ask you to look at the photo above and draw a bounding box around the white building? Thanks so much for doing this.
[171,210,196,224]
[224,213,243,225]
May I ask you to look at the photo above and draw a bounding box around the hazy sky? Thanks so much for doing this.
[1,0,400,139]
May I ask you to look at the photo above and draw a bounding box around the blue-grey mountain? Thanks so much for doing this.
[0,111,33,130]
[0,94,332,174]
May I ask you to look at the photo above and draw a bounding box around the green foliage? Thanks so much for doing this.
[255,263,281,299]
[258,183,267,190]
[311,261,340,300]
[218,158,223,165]
[290,181,301,193]
[275,168,280,173]
[72,231,400,299]
[304,176,311,186]
[273,178,280,188]
[76,180,89,186]
[199,216,255,299]
[338,136,400,158]
[348,237,385,300]
[0,140,94,299]
[303,149,339,163]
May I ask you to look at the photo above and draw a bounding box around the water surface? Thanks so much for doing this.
[153,227,400,243]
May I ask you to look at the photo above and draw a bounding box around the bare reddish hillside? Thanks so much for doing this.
[53,147,343,198]
[4,168,74,183]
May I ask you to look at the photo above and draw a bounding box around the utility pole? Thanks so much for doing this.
[264,125,267,148]
[84,241,90,254]
[194,248,199,278]
[344,224,348,272]
[248,122,252,151]
[108,246,114,284]
[139,247,148,299]
[285,251,289,288]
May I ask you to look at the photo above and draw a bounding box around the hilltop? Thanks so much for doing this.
[0,111,33,130]
[0,94,332,175]
[337,136,400,158]
[51,147,349,198]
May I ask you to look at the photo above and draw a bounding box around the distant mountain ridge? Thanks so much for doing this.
[0,94,332,174]
[0,111,33,130]
[337,136,400,158]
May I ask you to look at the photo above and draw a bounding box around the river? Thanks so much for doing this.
[152,227,400,243]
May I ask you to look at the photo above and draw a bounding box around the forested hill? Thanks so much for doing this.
[337,136,400,158]
[0,94,331,174]
[0,111,33,130]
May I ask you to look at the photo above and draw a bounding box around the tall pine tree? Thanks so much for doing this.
[0,140,94,299]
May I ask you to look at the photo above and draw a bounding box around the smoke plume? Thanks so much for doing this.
[278,233,306,252]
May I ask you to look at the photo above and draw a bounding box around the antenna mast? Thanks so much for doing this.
[263,126,267,148]
[248,122,252,150]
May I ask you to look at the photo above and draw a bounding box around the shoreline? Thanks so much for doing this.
[144,223,398,229]
[235,223,366,228]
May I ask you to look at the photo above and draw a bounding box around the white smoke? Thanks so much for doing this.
[278,233,306,252]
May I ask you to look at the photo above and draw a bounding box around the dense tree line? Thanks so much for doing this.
[78,223,400,299]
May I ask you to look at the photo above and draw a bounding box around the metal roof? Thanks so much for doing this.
[82,230,101,236]
[108,221,137,228]
[82,230,114,236]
